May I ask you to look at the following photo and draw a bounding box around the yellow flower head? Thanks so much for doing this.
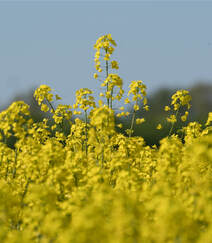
[156,124,162,130]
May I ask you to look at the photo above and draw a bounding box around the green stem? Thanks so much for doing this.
[105,50,109,107]
[46,99,66,146]
[129,101,137,138]
[129,111,136,138]
[110,87,114,110]
[168,109,179,137]
[12,148,18,179]
[21,178,31,208]
[0,150,4,167]
[5,159,9,180]
[46,98,56,113]
[85,110,88,156]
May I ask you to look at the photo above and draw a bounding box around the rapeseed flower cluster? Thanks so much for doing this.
[93,34,123,109]
[74,88,96,112]
[165,89,192,124]
[0,34,212,243]
[124,80,148,136]
[164,89,192,136]
[93,33,117,73]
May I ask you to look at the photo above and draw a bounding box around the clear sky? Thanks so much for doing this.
[0,1,212,106]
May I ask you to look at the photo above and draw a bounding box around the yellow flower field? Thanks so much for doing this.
[0,34,212,243]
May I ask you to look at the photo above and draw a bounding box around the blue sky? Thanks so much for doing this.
[0,1,212,106]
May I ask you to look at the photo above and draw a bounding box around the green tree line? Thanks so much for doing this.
[1,82,211,147]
